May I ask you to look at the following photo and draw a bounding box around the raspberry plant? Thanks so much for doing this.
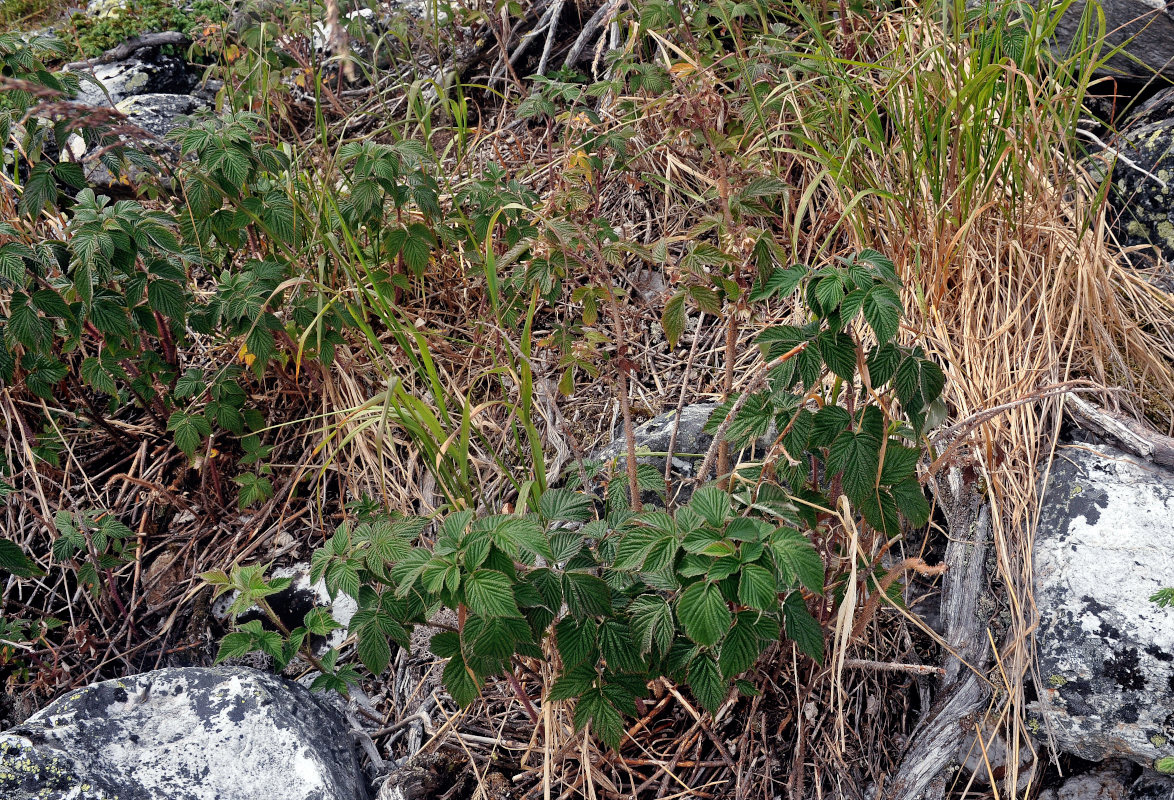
[209,248,945,749]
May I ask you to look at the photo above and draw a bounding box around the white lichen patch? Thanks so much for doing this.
[1034,443,1174,765]
[1,668,366,800]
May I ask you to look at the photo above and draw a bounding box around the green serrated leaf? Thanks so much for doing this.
[689,486,731,528]
[676,581,731,647]
[783,592,823,663]
[463,569,520,618]
[892,478,931,528]
[662,290,687,349]
[555,615,598,666]
[442,652,482,707]
[769,527,824,593]
[737,563,778,611]
[827,430,881,505]
[0,539,42,578]
[539,488,594,523]
[628,594,675,654]
[813,273,845,312]
[718,612,765,678]
[816,331,857,382]
[573,689,624,748]
[687,652,725,713]
[167,411,211,458]
[563,571,612,619]
[863,286,901,344]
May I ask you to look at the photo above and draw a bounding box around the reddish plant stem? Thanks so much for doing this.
[506,668,540,723]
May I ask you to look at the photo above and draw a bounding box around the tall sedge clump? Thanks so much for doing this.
[208,248,945,748]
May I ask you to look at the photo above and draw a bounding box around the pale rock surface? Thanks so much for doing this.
[63,42,211,188]
[71,50,198,108]
[1034,441,1174,771]
[592,402,777,504]
[0,667,369,800]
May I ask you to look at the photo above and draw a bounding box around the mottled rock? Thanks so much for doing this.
[114,92,201,137]
[1038,760,1174,800]
[1034,441,1174,770]
[0,667,370,800]
[60,38,210,190]
[1106,86,1174,277]
[1039,762,1130,800]
[1047,0,1174,80]
[71,50,198,107]
[595,403,722,473]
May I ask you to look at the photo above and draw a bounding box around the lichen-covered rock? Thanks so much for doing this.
[114,92,202,138]
[0,667,370,800]
[71,50,198,107]
[1047,0,1174,80]
[1038,760,1174,800]
[61,39,211,191]
[1033,441,1174,771]
[1106,86,1174,277]
[595,403,721,475]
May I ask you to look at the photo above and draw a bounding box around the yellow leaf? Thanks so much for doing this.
[238,344,256,367]
[567,149,592,178]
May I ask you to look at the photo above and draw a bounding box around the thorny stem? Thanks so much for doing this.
[255,597,339,687]
[717,308,737,490]
[506,667,540,723]
[693,340,810,489]
[564,246,642,511]
[617,363,642,513]
[665,312,706,506]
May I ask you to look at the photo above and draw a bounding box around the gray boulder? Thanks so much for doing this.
[1048,0,1174,80]
[1105,86,1174,277]
[595,403,722,476]
[1034,441,1174,772]
[71,50,198,108]
[114,92,203,138]
[61,39,211,189]
[0,667,370,800]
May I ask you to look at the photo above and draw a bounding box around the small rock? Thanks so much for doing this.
[959,716,1033,789]
[1038,762,1129,800]
[114,92,202,138]
[212,562,358,657]
[1038,760,1174,800]
[592,402,772,503]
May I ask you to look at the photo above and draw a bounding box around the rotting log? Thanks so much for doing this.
[882,467,993,800]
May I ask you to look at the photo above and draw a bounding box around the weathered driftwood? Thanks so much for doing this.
[882,467,993,800]
[64,32,191,71]
[1063,393,1174,468]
